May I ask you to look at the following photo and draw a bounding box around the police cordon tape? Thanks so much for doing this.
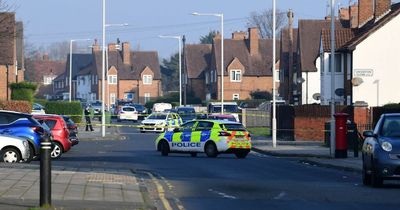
[61,112,272,118]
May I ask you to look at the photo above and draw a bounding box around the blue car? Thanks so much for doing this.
[0,110,48,160]
[362,113,400,187]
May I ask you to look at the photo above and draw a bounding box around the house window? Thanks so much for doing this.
[108,75,117,84]
[110,93,116,105]
[205,72,210,84]
[143,75,152,85]
[43,76,55,85]
[211,70,214,82]
[328,54,342,73]
[124,92,134,100]
[233,94,240,100]
[144,93,151,103]
[230,70,241,82]
[95,75,98,84]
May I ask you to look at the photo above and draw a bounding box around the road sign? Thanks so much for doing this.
[354,69,373,77]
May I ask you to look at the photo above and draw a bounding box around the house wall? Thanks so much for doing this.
[320,52,346,105]
[216,75,273,100]
[352,14,400,107]
[188,78,206,100]
[76,75,92,102]
[301,57,321,104]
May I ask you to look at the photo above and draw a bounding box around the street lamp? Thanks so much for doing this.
[330,0,336,158]
[69,39,91,102]
[192,12,224,114]
[373,79,380,106]
[159,35,182,106]
[272,0,277,148]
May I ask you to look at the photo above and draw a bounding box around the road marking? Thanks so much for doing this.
[147,172,173,210]
[273,192,286,200]
[208,189,237,199]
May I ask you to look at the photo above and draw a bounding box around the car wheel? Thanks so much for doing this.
[160,141,169,156]
[362,164,371,186]
[235,150,249,159]
[1,148,21,163]
[51,142,63,159]
[371,166,383,187]
[26,144,35,162]
[205,142,218,158]
[190,152,197,157]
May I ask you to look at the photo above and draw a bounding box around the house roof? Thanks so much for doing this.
[212,38,280,76]
[29,60,66,83]
[66,53,93,79]
[298,19,344,72]
[320,28,355,52]
[91,50,161,80]
[341,2,400,50]
[0,12,15,65]
[280,28,298,72]
[185,44,212,79]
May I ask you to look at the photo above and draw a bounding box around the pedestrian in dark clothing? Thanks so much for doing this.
[85,106,94,131]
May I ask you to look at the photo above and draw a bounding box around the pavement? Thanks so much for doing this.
[251,139,362,172]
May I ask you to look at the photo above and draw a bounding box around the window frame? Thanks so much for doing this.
[143,75,153,85]
[230,69,242,82]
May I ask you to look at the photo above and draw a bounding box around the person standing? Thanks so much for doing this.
[85,106,94,131]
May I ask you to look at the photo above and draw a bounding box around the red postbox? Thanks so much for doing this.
[334,113,349,158]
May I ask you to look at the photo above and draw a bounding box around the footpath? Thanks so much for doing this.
[251,138,362,172]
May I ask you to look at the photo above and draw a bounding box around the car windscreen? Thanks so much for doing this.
[221,123,246,131]
[122,107,136,112]
[211,105,238,113]
[212,116,236,122]
[381,117,400,137]
[147,113,167,120]
[133,104,145,111]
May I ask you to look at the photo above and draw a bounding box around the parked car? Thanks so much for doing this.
[140,112,182,133]
[117,106,139,122]
[130,103,148,119]
[152,103,172,113]
[33,115,71,159]
[90,101,103,120]
[31,103,46,115]
[0,135,31,163]
[207,102,240,122]
[113,99,134,117]
[176,107,197,123]
[62,115,79,146]
[208,114,238,122]
[0,110,48,161]
[362,113,400,187]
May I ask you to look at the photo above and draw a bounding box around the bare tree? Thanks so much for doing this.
[47,41,70,61]
[247,8,287,39]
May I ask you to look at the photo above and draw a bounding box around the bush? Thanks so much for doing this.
[250,90,272,100]
[45,101,83,123]
[10,82,37,103]
[0,100,31,113]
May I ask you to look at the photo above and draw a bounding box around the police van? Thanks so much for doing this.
[155,119,251,158]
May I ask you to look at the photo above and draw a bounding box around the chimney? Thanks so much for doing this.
[108,43,117,51]
[358,0,374,27]
[374,0,391,19]
[248,27,259,55]
[287,9,294,103]
[350,4,359,28]
[339,7,350,21]
[232,31,246,40]
[43,54,49,61]
[122,42,131,65]
[92,39,100,51]
[213,32,221,40]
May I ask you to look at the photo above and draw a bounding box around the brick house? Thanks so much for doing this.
[73,41,162,105]
[0,13,24,100]
[185,28,279,102]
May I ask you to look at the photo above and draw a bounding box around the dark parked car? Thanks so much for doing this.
[33,115,72,159]
[176,107,196,123]
[130,103,148,119]
[62,115,79,146]
[0,110,48,161]
[362,113,400,187]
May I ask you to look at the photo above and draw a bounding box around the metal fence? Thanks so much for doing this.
[241,108,271,128]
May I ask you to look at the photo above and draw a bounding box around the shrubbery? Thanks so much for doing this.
[0,100,31,113]
[10,82,37,103]
[45,101,83,123]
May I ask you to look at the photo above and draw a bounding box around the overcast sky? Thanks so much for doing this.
[7,0,400,59]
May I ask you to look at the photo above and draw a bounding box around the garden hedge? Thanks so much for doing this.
[0,100,31,113]
[10,82,37,103]
[44,101,83,123]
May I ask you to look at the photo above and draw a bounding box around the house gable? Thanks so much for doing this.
[140,66,154,79]
[108,66,118,75]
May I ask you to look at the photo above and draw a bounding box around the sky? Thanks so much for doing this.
[6,0,400,59]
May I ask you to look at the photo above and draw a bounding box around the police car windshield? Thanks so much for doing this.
[212,105,238,113]
[222,123,246,131]
[148,113,167,119]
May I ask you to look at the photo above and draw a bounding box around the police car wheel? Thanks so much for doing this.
[190,152,197,157]
[160,141,170,156]
[205,143,218,158]
[235,151,249,159]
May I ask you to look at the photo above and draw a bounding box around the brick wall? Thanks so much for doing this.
[294,116,329,141]
[189,78,205,100]
[0,66,6,100]
[359,0,374,27]
[375,0,391,18]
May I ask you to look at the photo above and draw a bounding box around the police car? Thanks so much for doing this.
[155,119,251,158]
[140,112,182,133]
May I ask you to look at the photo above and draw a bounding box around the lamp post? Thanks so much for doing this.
[69,39,91,102]
[272,0,277,148]
[373,79,380,106]
[159,35,182,106]
[192,12,224,114]
[330,0,336,158]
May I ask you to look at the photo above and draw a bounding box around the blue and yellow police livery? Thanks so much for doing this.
[155,120,251,158]
[140,112,182,133]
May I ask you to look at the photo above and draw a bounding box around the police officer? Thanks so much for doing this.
[85,106,94,131]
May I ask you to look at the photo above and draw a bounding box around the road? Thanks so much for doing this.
[42,121,400,210]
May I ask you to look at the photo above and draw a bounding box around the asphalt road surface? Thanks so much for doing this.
[40,121,400,210]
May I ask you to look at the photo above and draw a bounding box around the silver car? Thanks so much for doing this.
[0,135,30,163]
